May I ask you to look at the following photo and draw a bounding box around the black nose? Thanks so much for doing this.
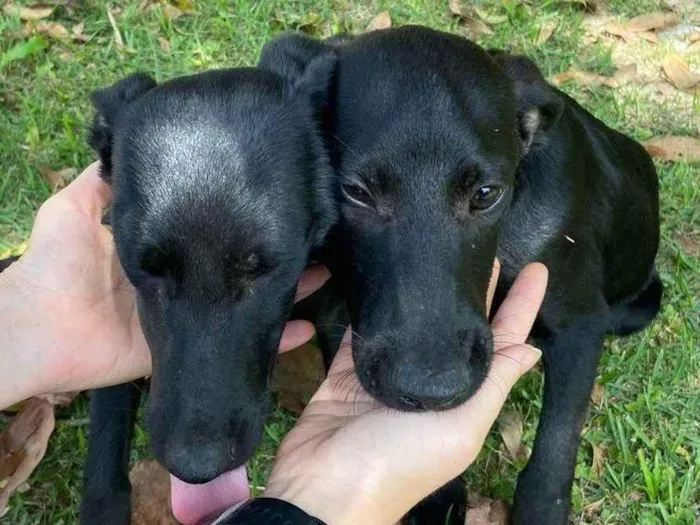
[370,360,472,412]
[157,439,234,484]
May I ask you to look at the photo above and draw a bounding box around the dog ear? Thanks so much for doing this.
[259,34,339,250]
[88,73,157,183]
[489,51,564,155]
[258,33,337,112]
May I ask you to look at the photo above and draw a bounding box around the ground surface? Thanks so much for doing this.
[0,0,698,523]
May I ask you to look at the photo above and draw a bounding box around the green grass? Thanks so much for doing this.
[1,0,699,523]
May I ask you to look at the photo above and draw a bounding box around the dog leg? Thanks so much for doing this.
[511,316,607,525]
[81,382,143,525]
[402,477,466,525]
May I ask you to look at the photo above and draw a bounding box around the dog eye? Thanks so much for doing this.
[141,247,168,278]
[341,181,375,209]
[470,186,503,211]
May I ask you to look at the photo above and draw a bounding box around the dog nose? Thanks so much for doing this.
[369,363,471,412]
[159,440,233,484]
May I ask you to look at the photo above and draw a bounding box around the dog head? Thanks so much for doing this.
[89,62,336,483]
[261,26,562,411]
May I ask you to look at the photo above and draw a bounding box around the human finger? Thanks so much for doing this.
[55,162,112,220]
[485,258,501,315]
[278,320,316,352]
[490,262,548,347]
[294,265,331,302]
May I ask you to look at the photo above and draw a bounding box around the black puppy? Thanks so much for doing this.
[80,60,337,523]
[260,26,661,524]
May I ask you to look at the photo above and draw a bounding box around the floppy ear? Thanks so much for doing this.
[258,33,337,114]
[489,51,564,155]
[259,34,340,250]
[88,73,156,183]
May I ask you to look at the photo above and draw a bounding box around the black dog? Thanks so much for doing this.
[259,26,661,524]
[79,61,338,523]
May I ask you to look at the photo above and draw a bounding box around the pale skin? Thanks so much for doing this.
[0,162,548,525]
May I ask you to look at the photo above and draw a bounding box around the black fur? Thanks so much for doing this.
[80,61,338,523]
[260,25,661,524]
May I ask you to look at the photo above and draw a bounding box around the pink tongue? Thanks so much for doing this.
[170,466,250,525]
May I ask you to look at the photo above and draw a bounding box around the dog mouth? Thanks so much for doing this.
[170,465,250,525]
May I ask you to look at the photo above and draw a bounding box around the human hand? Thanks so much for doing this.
[263,261,548,525]
[0,162,329,409]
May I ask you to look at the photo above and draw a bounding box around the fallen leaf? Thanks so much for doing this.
[591,443,606,476]
[643,136,700,163]
[36,21,68,39]
[158,36,171,51]
[582,498,605,520]
[625,11,681,33]
[448,0,471,18]
[612,63,637,86]
[39,167,76,189]
[365,11,392,32]
[590,382,605,406]
[459,17,494,37]
[3,3,55,21]
[173,0,195,9]
[465,494,510,525]
[71,22,89,43]
[677,232,699,257]
[536,21,557,44]
[497,407,528,461]
[130,460,178,525]
[548,68,621,88]
[0,398,55,513]
[604,22,636,42]
[162,4,183,20]
[473,7,508,25]
[272,343,325,415]
[662,54,700,90]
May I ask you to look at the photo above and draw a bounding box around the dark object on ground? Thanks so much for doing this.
[260,25,661,525]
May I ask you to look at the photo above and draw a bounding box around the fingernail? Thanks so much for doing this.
[530,347,543,359]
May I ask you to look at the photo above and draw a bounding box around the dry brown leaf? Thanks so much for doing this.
[637,31,660,43]
[582,498,605,521]
[677,232,700,257]
[613,63,637,86]
[36,21,68,39]
[473,7,508,25]
[643,136,700,162]
[590,382,605,406]
[536,21,557,44]
[549,69,621,88]
[272,343,325,415]
[497,407,527,462]
[158,36,172,52]
[448,0,471,18]
[625,11,681,33]
[3,3,55,21]
[129,460,178,525]
[591,443,606,476]
[459,17,494,37]
[465,494,510,525]
[365,11,392,32]
[0,398,55,513]
[662,54,700,90]
[162,4,183,20]
[39,167,76,189]
[604,22,636,42]
[71,22,89,43]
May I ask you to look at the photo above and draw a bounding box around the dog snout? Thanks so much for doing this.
[158,437,234,484]
[356,323,492,412]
